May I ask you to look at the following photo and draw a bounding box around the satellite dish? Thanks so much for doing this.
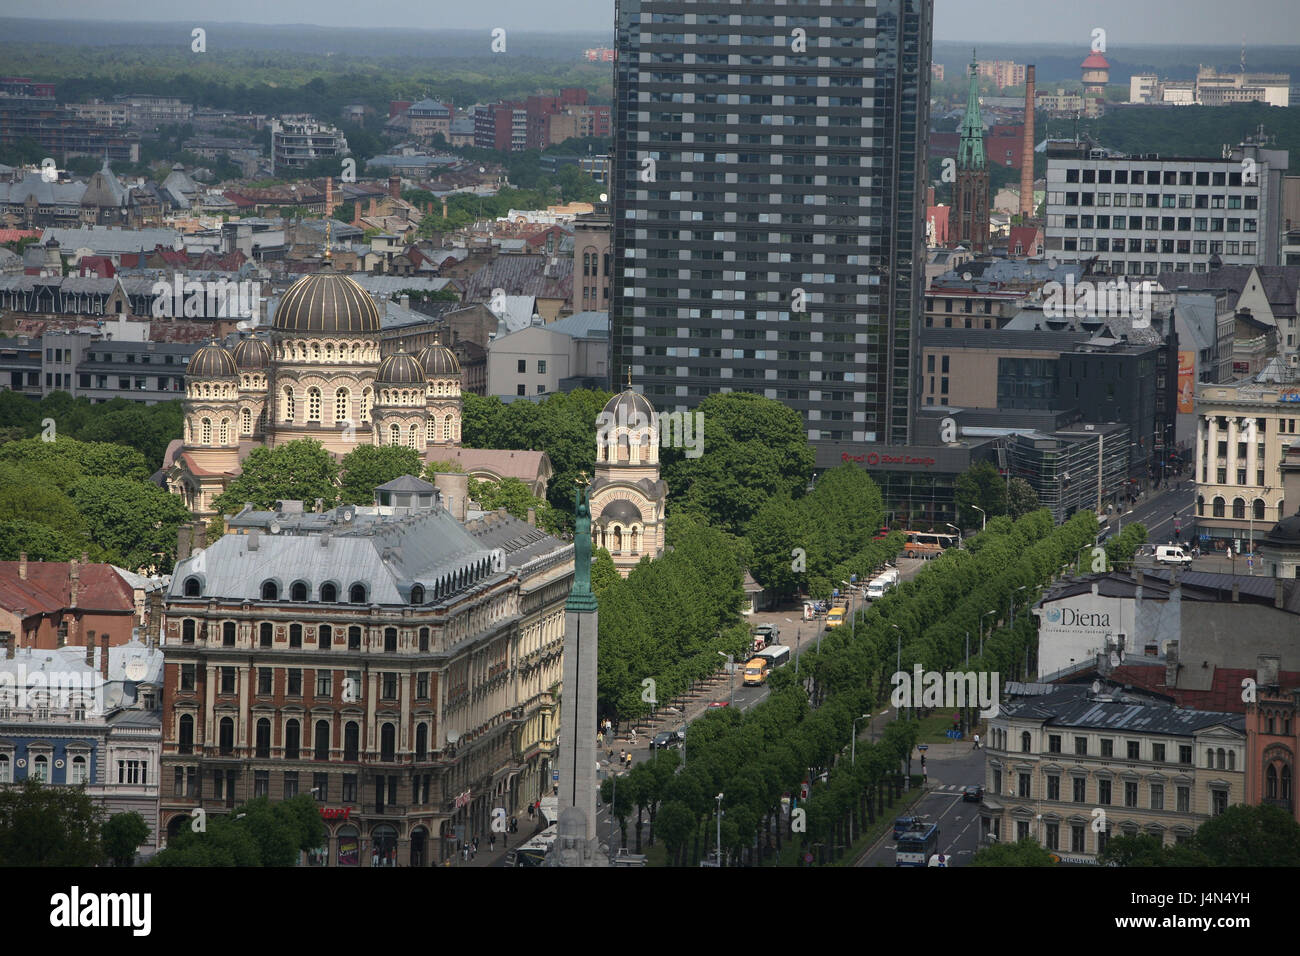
[125,657,147,681]
[269,521,281,534]
[446,730,461,746]
[599,193,608,203]
[962,271,972,281]
[1091,680,1102,694]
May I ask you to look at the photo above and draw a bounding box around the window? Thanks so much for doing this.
[1124,781,1138,807]
[1177,785,1190,812]
[255,718,271,758]
[31,754,48,782]
[285,720,300,760]
[287,669,303,697]
[380,723,396,762]
[220,667,235,694]
[1048,734,1061,754]
[382,673,398,700]
[1045,822,1059,851]
[223,621,236,647]
[182,620,195,644]
[1018,773,1031,797]
[418,628,429,652]
[284,771,299,799]
[349,584,367,604]
[1101,739,1114,757]
[1152,743,1165,762]
[181,664,196,691]
[1047,775,1060,800]
[319,625,332,650]
[289,623,303,648]
[257,668,272,695]
[179,714,194,754]
[1127,741,1139,760]
[1072,777,1086,803]
[219,716,234,755]
[307,387,321,421]
[517,359,526,373]
[537,360,547,374]
[262,581,279,601]
[417,672,430,699]
[1071,824,1086,853]
[0,754,8,784]
[260,622,273,647]
[384,628,398,653]
[313,773,328,802]
[1098,779,1112,805]
[1074,736,1088,756]
[344,722,360,762]
[1150,783,1164,810]
[1021,731,1031,753]
[314,720,330,761]
[348,626,362,651]
[184,577,201,597]
[335,388,349,422]
[342,774,358,803]
[415,723,428,760]
[1178,745,1192,765]
[253,770,269,798]
[316,671,333,698]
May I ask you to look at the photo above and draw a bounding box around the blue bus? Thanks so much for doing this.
[895,823,941,867]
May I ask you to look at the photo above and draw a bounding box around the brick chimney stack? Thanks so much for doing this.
[148,588,162,649]
[389,175,401,201]
[18,552,26,580]
[177,525,193,561]
[193,520,207,551]
[1020,65,1036,219]
[69,557,79,608]
[1,632,13,659]
[85,629,96,666]
[99,634,109,679]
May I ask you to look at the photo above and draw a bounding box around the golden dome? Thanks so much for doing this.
[273,271,381,334]
[186,342,238,379]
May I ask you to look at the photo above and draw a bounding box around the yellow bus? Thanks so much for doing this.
[826,607,846,628]
[903,531,958,560]
[742,657,770,686]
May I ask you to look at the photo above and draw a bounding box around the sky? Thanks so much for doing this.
[1,0,1298,44]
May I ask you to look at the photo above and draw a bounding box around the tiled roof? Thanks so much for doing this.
[0,560,137,617]
[447,447,550,484]
[461,254,573,302]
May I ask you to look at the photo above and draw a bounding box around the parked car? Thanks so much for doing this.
[1155,545,1193,566]
[708,701,730,708]
[650,731,679,750]
[961,785,984,803]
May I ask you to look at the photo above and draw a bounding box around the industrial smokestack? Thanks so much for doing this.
[1020,65,1036,220]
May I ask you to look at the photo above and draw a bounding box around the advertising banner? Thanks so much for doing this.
[1177,351,1195,414]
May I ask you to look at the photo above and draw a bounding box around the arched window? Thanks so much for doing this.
[348,626,362,650]
[384,628,398,653]
[349,584,367,604]
[335,388,349,422]
[32,754,48,782]
[415,723,428,760]
[0,754,9,783]
[178,714,194,754]
[70,754,88,785]
[285,719,300,760]
[1228,749,1235,771]
[184,576,201,597]
[321,582,338,603]
[255,718,271,758]
[1213,497,1225,518]
[219,717,234,755]
[222,621,236,646]
[219,419,229,444]
[411,585,425,605]
[201,417,212,444]
[1233,498,1245,520]
[291,581,308,602]
[314,720,330,761]
[289,623,302,648]
[442,417,452,441]
[360,388,372,423]
[318,625,331,650]
[261,580,279,601]
[1021,731,1031,753]
[1267,764,1279,799]
[1284,765,1294,801]
[408,423,419,448]
[259,622,273,647]
[343,722,359,761]
[380,723,396,762]
[241,407,252,435]
[282,386,295,421]
[1254,499,1266,520]
[389,423,400,445]
[419,627,429,651]
[307,387,322,421]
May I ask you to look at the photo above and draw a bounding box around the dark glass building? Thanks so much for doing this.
[611,0,934,446]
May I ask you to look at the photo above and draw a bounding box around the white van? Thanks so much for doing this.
[1154,545,1193,566]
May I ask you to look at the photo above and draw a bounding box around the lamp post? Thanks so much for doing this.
[981,609,996,646]
[851,713,870,765]
[1010,585,1029,628]
[717,651,734,707]
[972,505,986,531]
[945,523,963,549]
[715,792,724,867]
[889,624,903,718]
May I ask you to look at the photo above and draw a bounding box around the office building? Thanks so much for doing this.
[610,0,934,447]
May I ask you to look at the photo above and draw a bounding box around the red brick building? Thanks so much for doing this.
[0,554,144,649]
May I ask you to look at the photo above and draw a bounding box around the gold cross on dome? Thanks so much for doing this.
[575,470,590,487]
[625,366,633,389]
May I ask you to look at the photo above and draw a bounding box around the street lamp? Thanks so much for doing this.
[715,792,724,867]
[889,624,903,718]
[851,713,870,765]
[1009,585,1029,628]
[972,505,986,531]
[945,523,964,549]
[717,651,734,707]
[981,609,997,645]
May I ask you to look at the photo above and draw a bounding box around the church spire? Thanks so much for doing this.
[958,52,986,171]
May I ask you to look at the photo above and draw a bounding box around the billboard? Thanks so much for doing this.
[1177,351,1195,414]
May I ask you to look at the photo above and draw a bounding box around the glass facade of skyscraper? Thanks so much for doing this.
[611,0,933,446]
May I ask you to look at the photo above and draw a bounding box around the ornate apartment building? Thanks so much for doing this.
[984,685,1244,862]
[159,478,570,866]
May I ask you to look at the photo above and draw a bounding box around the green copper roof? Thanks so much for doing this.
[957,52,986,171]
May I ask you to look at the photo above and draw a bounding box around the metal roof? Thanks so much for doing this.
[1003,684,1244,735]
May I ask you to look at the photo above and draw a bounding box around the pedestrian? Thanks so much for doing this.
[597,731,604,747]
[490,833,496,851]
[973,733,981,750]
[473,836,479,853]
[619,748,625,765]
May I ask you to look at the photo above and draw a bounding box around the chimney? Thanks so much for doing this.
[248,530,260,551]
[194,520,207,551]
[1277,577,1286,610]
[1258,655,1281,689]
[526,507,536,527]
[18,552,26,580]
[389,175,401,201]
[0,632,12,659]
[431,472,469,523]
[85,629,96,666]
[99,634,109,679]
[69,558,79,608]
[148,589,162,649]
[1164,641,1180,687]
[926,185,935,207]
[1020,65,1036,219]
[325,175,334,217]
[400,294,410,310]
[177,525,193,561]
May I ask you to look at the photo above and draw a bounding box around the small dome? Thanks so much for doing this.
[417,337,461,376]
[273,270,381,334]
[1081,52,1110,70]
[187,342,238,379]
[232,336,272,370]
[601,388,657,425]
[1264,514,1300,547]
[376,349,426,386]
[599,499,642,524]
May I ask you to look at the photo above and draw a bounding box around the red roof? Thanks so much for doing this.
[0,561,136,618]
[1081,52,1110,69]
[1108,662,1300,714]
[0,228,41,244]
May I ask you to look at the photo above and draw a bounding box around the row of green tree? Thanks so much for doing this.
[0,391,182,475]
[605,509,1117,866]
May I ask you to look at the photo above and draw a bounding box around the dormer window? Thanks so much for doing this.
[349,584,367,604]
[184,576,201,597]
[261,581,279,601]
[410,585,425,604]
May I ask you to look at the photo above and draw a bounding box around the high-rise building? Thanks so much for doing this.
[610,0,934,447]
[954,55,989,254]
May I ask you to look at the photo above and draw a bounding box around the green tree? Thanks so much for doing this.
[212,439,340,513]
[0,778,105,867]
[1097,833,1173,867]
[969,836,1056,867]
[1006,477,1040,519]
[102,811,152,866]
[424,459,464,474]
[68,476,194,572]
[955,461,1008,530]
[1191,803,1300,867]
[0,519,81,561]
[339,445,424,505]
[467,476,565,534]
[654,800,696,867]
[590,547,621,599]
